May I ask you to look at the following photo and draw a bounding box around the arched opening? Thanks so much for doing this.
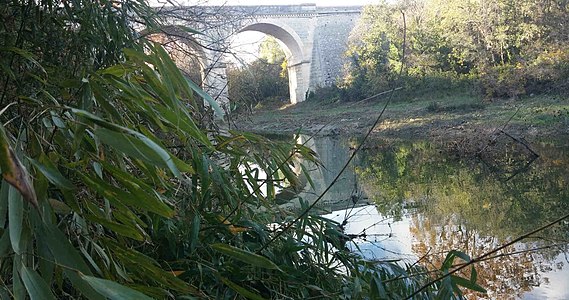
[228,22,310,106]
[238,22,305,66]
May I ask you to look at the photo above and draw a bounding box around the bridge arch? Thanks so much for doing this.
[238,22,305,65]
[235,21,311,104]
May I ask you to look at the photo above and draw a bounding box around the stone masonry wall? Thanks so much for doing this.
[311,10,361,89]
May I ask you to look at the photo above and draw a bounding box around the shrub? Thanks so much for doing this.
[479,64,527,99]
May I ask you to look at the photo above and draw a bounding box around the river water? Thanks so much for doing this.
[288,134,569,299]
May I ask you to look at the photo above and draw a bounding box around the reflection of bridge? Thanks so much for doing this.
[280,135,368,212]
[160,4,362,107]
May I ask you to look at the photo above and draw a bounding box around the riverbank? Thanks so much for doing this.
[231,92,569,154]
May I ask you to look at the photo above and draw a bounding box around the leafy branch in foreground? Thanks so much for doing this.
[0,0,492,299]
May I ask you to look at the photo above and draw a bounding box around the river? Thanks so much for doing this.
[285,134,569,299]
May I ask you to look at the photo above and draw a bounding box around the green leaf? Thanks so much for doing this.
[185,77,224,119]
[20,265,57,300]
[100,65,132,77]
[450,275,487,293]
[39,222,91,273]
[13,258,26,300]
[211,244,280,271]
[154,104,212,149]
[80,172,173,218]
[441,250,471,270]
[0,230,11,257]
[189,214,200,252]
[95,128,165,167]
[0,123,38,208]
[369,275,387,300]
[8,185,24,254]
[28,155,75,190]
[220,277,267,300]
[0,47,46,74]
[80,275,154,300]
[86,214,145,241]
[38,222,104,300]
[0,180,9,228]
[70,108,180,178]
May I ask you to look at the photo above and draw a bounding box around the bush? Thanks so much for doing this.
[228,58,289,113]
[479,64,527,99]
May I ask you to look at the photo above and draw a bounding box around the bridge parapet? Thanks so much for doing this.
[159,4,363,109]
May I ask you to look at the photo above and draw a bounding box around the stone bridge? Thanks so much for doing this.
[159,4,363,108]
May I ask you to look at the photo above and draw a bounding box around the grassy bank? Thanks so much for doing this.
[233,91,569,148]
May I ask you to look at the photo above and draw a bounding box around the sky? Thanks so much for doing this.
[148,0,379,64]
[150,0,378,6]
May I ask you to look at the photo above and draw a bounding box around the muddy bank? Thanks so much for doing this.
[230,95,569,156]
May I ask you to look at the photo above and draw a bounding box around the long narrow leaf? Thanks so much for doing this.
[211,244,280,271]
[28,156,75,190]
[220,277,267,300]
[8,186,23,254]
[80,275,154,300]
[20,265,57,300]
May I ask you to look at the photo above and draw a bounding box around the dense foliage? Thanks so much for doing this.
[339,0,569,101]
[0,0,491,298]
[228,37,289,113]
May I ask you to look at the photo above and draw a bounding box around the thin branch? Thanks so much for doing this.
[257,10,408,253]
[404,212,569,299]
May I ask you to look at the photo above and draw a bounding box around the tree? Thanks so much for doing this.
[228,36,289,112]
[0,1,439,298]
[343,0,569,100]
[0,1,487,298]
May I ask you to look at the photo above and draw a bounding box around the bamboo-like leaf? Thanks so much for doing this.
[0,180,8,227]
[39,222,91,273]
[20,265,57,300]
[80,172,173,218]
[28,156,75,190]
[13,258,25,299]
[190,214,200,252]
[0,231,11,257]
[100,65,133,77]
[0,62,15,80]
[211,244,280,271]
[0,47,46,74]
[38,222,104,300]
[8,185,24,254]
[220,277,267,300]
[86,215,145,241]
[80,275,154,300]
[103,239,198,294]
[185,77,224,119]
[450,275,487,293]
[0,123,38,208]
[154,104,212,148]
[370,275,387,300]
[71,108,180,177]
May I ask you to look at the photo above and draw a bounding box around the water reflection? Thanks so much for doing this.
[279,135,369,211]
[296,135,569,299]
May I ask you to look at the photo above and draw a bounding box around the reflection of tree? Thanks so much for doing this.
[410,215,568,299]
[356,141,569,297]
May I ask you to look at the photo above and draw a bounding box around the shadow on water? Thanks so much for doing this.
[290,134,569,299]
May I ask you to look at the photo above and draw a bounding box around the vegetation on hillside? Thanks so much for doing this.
[330,0,569,102]
[0,0,489,298]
